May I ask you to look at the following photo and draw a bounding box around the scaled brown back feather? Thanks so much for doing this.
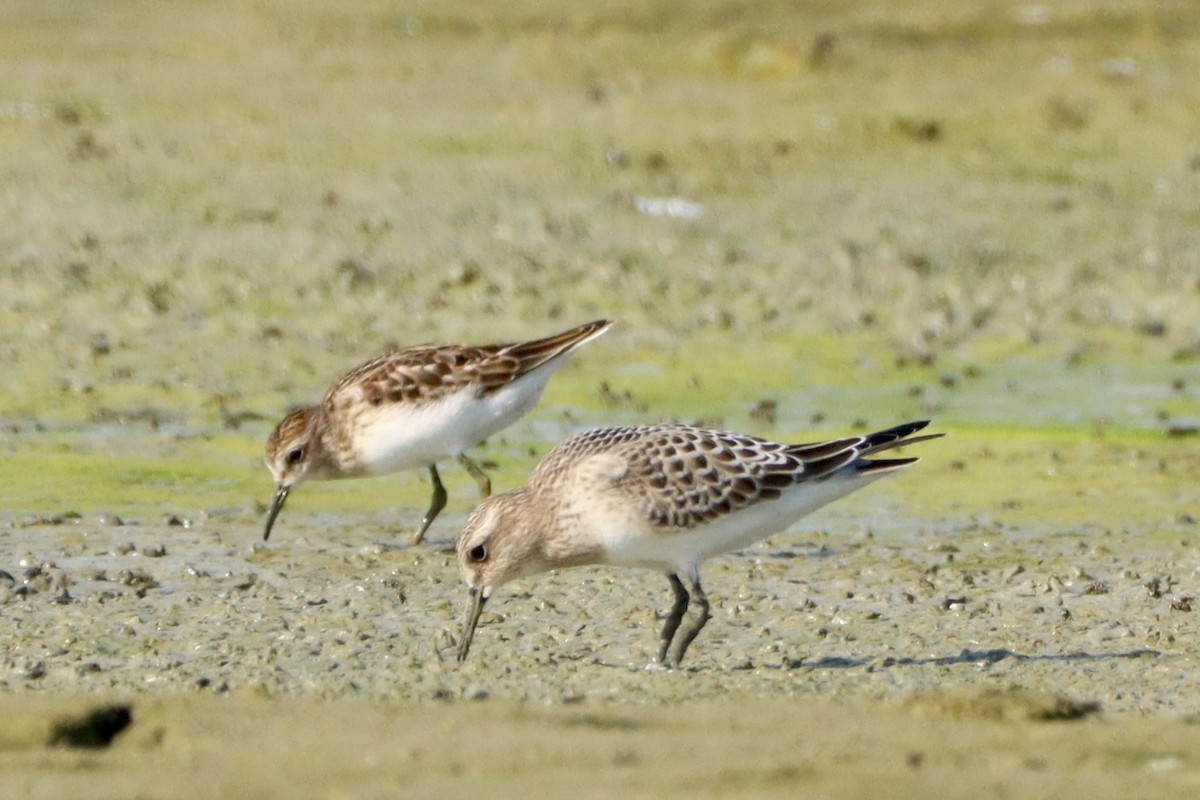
[323,320,610,410]
[536,420,940,530]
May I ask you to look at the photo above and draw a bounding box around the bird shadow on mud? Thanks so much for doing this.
[798,647,1160,670]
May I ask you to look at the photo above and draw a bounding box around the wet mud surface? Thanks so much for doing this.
[1,482,1198,711]
[3,0,1200,797]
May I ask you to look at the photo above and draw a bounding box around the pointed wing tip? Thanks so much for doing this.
[583,318,613,337]
[858,456,921,475]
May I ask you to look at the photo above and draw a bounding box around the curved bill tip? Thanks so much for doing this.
[262,485,290,541]
[456,587,488,663]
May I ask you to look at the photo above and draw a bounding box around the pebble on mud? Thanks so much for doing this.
[47,704,133,748]
[900,688,1101,722]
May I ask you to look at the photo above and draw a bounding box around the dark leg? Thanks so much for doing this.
[457,453,492,498]
[657,572,690,666]
[411,464,448,545]
[665,570,710,668]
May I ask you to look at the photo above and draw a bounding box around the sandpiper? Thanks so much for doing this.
[262,319,611,544]
[455,420,941,667]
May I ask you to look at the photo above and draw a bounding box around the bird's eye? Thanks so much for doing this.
[468,544,488,562]
[286,447,305,464]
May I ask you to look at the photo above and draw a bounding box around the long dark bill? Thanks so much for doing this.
[457,587,488,663]
[262,485,290,541]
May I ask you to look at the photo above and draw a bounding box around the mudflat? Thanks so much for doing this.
[3,1,1199,797]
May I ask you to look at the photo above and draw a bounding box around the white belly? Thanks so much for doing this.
[350,369,557,474]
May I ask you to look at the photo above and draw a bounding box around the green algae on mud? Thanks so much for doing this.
[2,339,1197,534]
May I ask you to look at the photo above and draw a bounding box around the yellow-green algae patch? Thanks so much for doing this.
[3,335,1196,532]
